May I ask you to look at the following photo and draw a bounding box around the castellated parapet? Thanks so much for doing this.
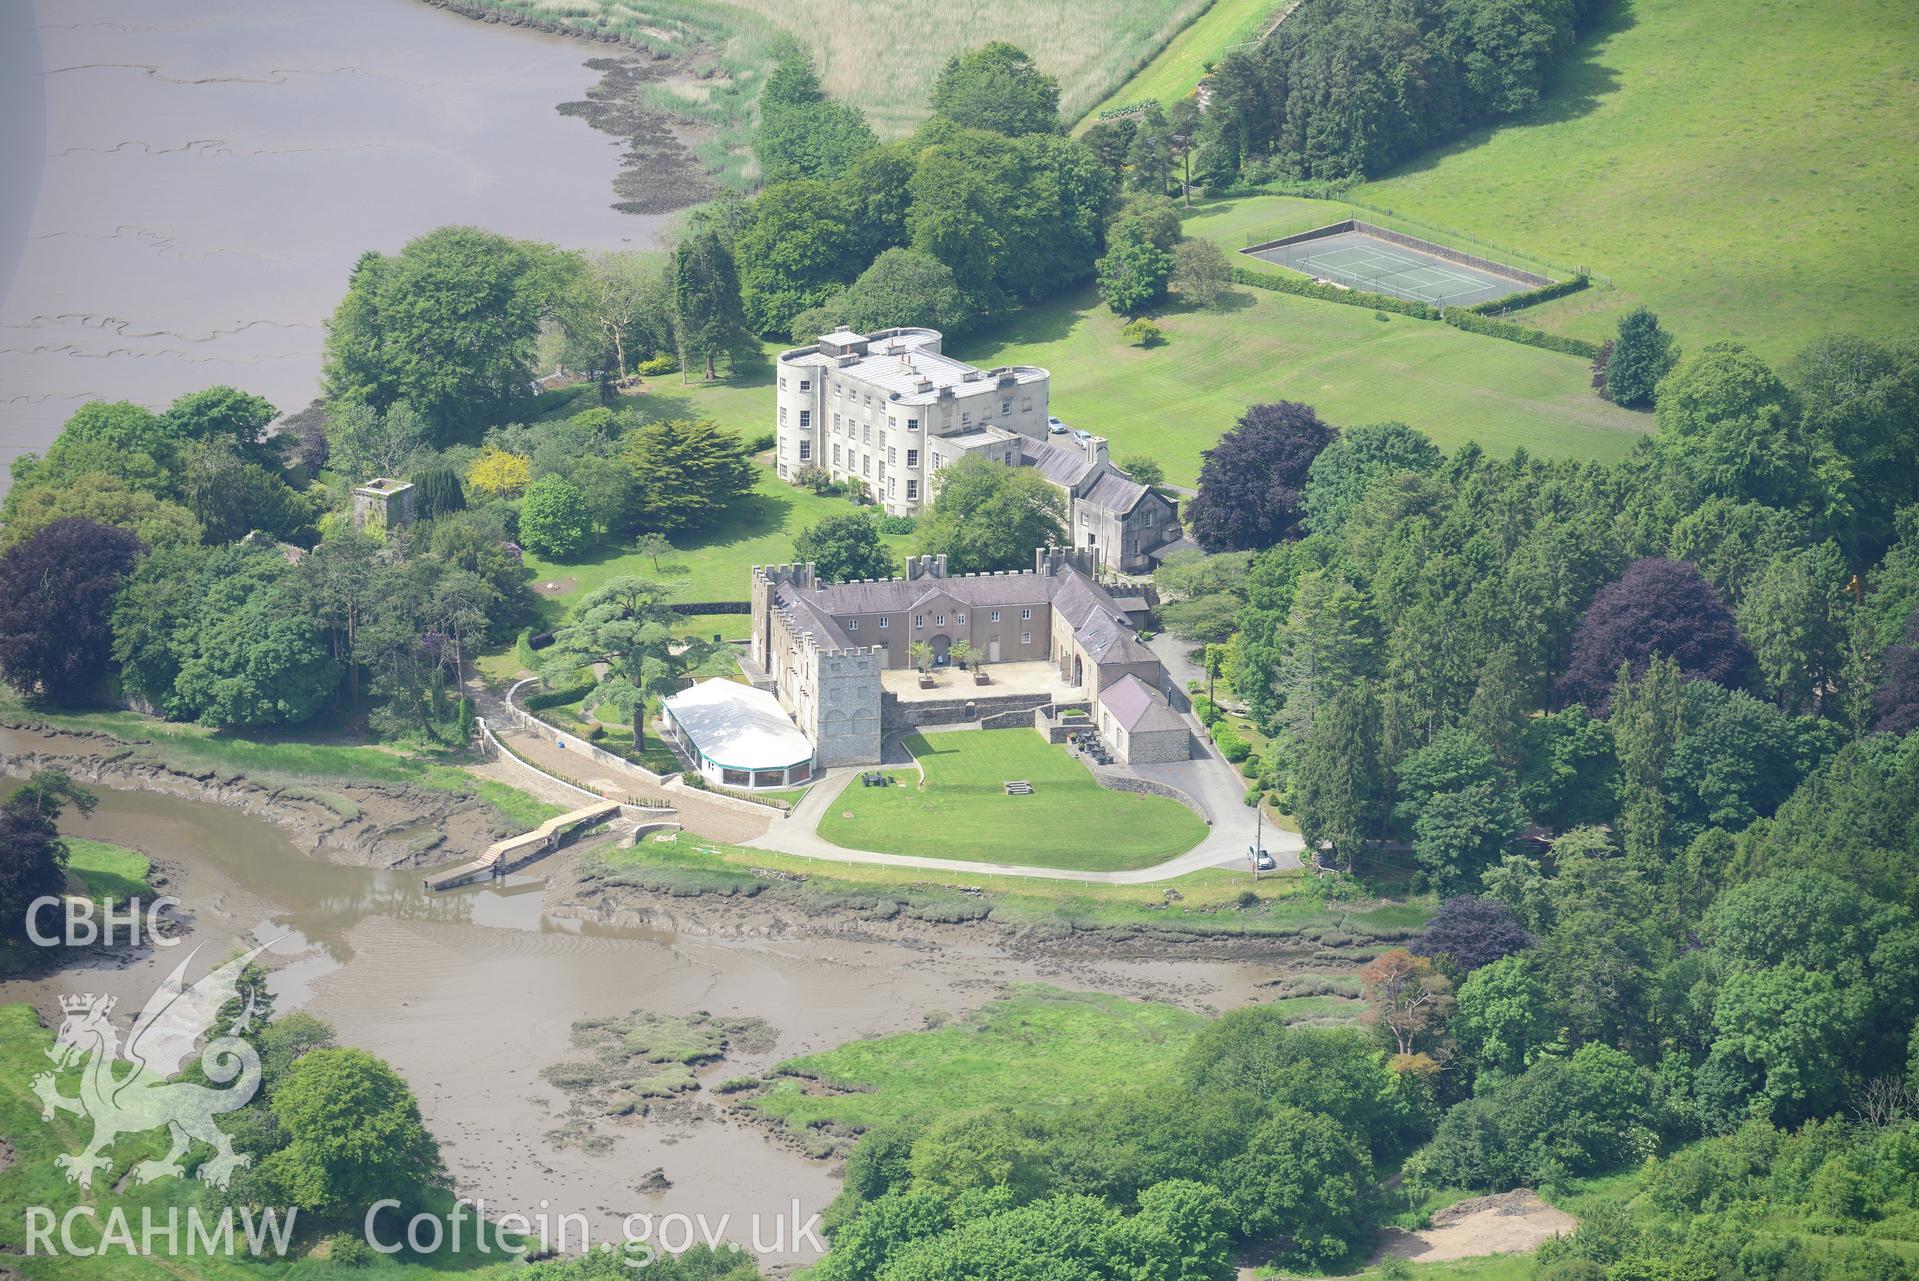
[796,636,883,767]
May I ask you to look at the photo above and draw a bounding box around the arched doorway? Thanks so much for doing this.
[929,633,952,664]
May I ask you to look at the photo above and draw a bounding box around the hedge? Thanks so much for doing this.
[1469,274,1589,315]
[524,680,597,713]
[1441,309,1603,359]
[1232,266,1439,319]
[1232,263,1604,361]
[668,600,751,616]
[1203,176,1359,201]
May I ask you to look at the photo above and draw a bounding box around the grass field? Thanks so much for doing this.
[1080,0,1285,123]
[514,204,1647,623]
[1351,0,1919,361]
[451,0,1212,138]
[816,730,1209,870]
[954,277,1649,486]
[521,465,912,638]
[750,985,1203,1134]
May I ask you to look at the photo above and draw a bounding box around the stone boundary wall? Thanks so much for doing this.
[882,690,1057,730]
[1027,702,1095,741]
[501,682,675,786]
[1242,220,1552,287]
[1091,769,1211,824]
[478,718,676,821]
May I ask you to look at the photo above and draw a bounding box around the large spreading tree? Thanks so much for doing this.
[321,226,564,436]
[544,577,716,749]
[795,511,895,583]
[1557,556,1755,711]
[913,455,1066,573]
[1300,422,1443,537]
[736,180,859,337]
[804,248,974,337]
[622,418,755,533]
[1187,402,1335,551]
[250,1047,446,1219]
[0,518,143,705]
[1410,894,1536,975]
[160,385,281,464]
[929,42,1060,136]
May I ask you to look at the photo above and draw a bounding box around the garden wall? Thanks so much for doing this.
[882,690,1058,731]
[1091,769,1210,824]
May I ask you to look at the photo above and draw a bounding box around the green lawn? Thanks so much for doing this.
[521,465,913,638]
[815,729,1209,870]
[750,985,1204,1134]
[1080,0,1285,122]
[1351,0,1919,361]
[1182,192,1367,252]
[441,0,1211,139]
[954,278,1649,487]
[64,839,152,906]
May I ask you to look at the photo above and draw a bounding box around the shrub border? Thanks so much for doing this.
[1469,274,1590,315]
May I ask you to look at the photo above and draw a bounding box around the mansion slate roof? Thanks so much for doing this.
[771,561,1154,665]
[1020,436,1100,488]
[1084,470,1158,515]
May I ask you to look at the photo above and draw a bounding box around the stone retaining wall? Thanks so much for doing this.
[1091,770,1211,824]
[1027,703,1095,741]
[882,690,1056,730]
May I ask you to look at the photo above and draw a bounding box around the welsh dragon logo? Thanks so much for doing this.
[32,941,278,1189]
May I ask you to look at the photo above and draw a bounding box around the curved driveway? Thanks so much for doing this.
[744,733,1304,886]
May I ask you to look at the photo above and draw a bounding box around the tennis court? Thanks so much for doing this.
[1244,224,1545,308]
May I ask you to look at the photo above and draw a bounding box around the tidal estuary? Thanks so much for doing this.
[1,0,686,478]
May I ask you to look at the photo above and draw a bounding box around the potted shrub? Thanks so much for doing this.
[908,641,935,687]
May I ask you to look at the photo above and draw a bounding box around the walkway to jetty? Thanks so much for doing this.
[423,799,621,890]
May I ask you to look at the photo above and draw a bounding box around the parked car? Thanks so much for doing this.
[1248,846,1276,872]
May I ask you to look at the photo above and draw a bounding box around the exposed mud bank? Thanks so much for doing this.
[544,850,1397,972]
[0,727,500,870]
[419,0,720,212]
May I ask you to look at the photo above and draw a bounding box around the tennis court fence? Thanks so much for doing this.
[1347,202,1611,288]
[1245,203,1612,290]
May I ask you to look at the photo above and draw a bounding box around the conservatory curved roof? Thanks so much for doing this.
[662,679,813,771]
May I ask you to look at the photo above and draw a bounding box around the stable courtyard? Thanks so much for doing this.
[815,729,1208,872]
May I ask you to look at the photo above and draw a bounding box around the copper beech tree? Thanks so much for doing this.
[1360,948,1453,1072]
